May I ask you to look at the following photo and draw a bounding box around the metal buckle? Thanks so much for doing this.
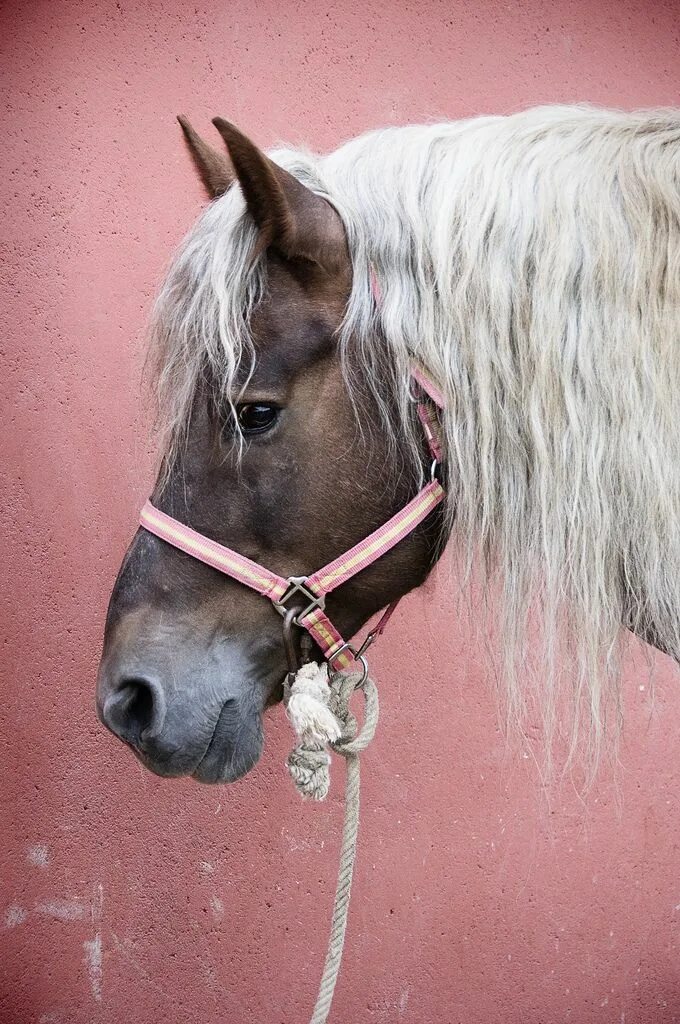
[272,576,326,624]
[408,374,425,405]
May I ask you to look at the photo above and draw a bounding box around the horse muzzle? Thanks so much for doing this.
[96,640,270,783]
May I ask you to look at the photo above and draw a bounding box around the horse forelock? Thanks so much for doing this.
[149,103,680,772]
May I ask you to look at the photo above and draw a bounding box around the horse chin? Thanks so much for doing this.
[190,698,265,784]
[124,698,266,784]
[192,749,261,784]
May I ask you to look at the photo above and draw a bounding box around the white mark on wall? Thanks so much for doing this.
[35,899,87,921]
[38,1013,62,1023]
[210,895,224,919]
[83,934,103,1002]
[4,904,27,928]
[83,882,104,1001]
[280,827,325,853]
[10,882,103,932]
[368,992,412,1021]
[27,844,49,868]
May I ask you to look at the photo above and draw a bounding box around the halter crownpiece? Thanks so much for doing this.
[139,364,445,672]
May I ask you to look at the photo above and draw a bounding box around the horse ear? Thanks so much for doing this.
[211,117,347,269]
[177,115,234,198]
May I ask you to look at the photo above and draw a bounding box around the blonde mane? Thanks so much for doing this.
[151,104,680,767]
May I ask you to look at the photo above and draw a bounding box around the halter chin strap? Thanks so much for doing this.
[140,367,445,671]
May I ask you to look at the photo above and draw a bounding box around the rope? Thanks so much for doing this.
[283,662,380,1024]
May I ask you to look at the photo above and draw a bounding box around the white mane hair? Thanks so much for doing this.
[151,104,680,770]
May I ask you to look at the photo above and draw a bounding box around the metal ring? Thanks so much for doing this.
[282,607,301,675]
[354,654,369,689]
[407,378,422,404]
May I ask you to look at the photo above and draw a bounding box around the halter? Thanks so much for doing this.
[139,367,445,675]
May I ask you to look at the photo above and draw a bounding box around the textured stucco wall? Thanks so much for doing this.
[2,1,680,1022]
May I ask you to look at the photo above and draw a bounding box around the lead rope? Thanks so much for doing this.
[283,662,380,1024]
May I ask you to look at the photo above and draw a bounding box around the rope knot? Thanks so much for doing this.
[283,661,378,800]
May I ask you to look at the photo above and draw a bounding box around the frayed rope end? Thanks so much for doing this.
[284,662,342,800]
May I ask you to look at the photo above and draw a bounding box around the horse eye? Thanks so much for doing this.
[235,403,279,435]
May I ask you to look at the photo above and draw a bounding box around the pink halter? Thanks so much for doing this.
[140,276,445,672]
[140,369,444,671]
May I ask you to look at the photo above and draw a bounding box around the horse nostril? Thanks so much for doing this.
[102,676,167,747]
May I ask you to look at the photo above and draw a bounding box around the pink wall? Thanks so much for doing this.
[2,1,680,1021]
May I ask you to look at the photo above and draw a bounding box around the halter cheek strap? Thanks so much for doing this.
[139,367,445,671]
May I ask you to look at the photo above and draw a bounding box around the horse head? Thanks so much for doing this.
[96,118,446,783]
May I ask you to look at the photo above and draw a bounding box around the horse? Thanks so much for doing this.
[97,105,680,785]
